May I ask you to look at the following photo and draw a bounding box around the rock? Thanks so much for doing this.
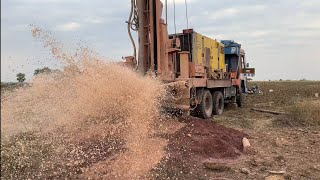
[315,93,319,98]
[242,137,251,148]
[311,164,320,171]
[275,137,281,145]
[240,168,251,175]
[261,158,273,167]
[260,167,268,171]
[275,155,286,163]
[203,162,231,171]
[275,137,289,147]
[187,133,192,137]
[265,175,285,180]
[251,158,265,166]
[234,169,240,173]
[297,128,308,133]
[267,170,286,175]
[242,137,253,154]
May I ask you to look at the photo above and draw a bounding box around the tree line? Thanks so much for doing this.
[16,67,56,82]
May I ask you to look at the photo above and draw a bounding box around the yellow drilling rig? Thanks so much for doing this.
[124,0,255,118]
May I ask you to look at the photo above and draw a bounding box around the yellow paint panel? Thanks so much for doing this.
[192,31,226,74]
[193,33,203,65]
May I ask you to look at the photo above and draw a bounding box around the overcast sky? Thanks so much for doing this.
[1,0,320,82]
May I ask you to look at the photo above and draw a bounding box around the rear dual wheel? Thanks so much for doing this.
[194,90,224,119]
[195,90,213,119]
[236,91,245,108]
[212,91,224,115]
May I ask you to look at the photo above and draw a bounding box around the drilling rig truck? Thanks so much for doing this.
[124,0,255,119]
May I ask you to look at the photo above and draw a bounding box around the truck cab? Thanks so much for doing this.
[221,40,249,94]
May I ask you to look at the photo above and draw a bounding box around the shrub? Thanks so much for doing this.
[287,100,320,126]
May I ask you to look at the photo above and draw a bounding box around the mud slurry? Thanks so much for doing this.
[1,27,246,179]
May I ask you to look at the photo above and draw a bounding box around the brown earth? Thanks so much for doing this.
[1,81,320,180]
[3,27,320,180]
[152,118,247,179]
[153,81,320,180]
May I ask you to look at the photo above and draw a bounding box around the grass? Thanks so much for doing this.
[287,100,320,126]
[0,131,66,179]
[248,81,320,106]
[248,81,320,127]
[214,110,255,129]
[1,82,30,98]
[1,129,125,179]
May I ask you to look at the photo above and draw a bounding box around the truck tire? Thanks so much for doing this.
[212,91,224,115]
[237,92,245,108]
[196,90,213,119]
[190,109,198,117]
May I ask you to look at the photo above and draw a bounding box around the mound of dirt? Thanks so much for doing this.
[153,118,247,179]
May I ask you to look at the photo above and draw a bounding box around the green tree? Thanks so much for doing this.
[16,73,26,82]
[34,67,52,76]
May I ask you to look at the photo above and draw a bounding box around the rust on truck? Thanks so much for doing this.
[125,0,255,118]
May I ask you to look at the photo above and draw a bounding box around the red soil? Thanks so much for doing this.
[152,117,247,179]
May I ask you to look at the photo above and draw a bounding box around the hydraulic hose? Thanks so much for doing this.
[127,0,138,65]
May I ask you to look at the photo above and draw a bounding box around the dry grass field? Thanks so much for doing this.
[213,81,320,179]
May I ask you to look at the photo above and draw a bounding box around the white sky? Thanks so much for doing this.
[1,0,320,81]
